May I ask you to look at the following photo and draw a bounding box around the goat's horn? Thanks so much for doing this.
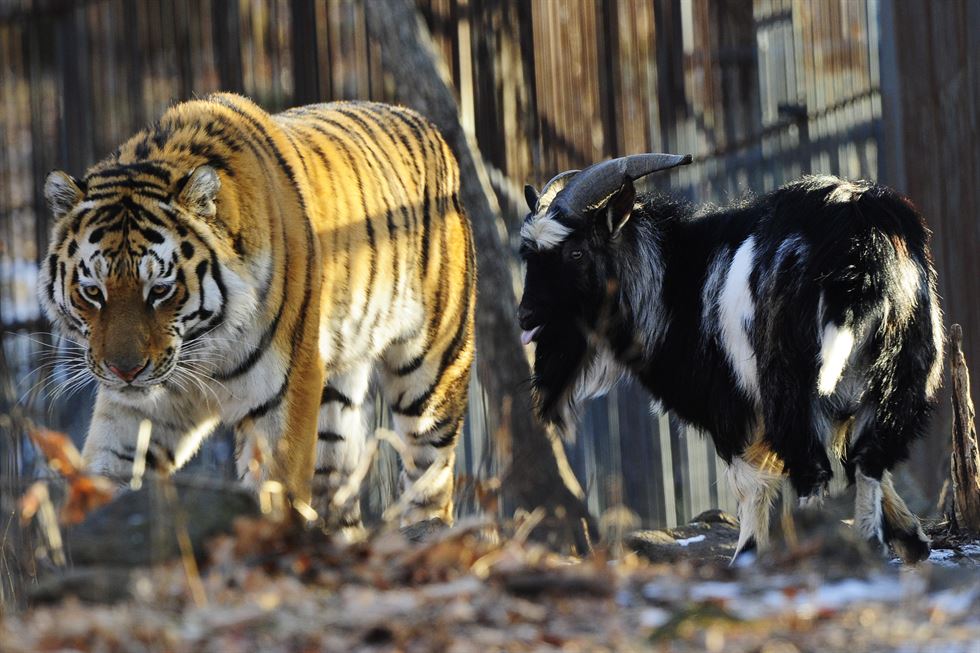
[555,153,692,212]
[534,169,581,213]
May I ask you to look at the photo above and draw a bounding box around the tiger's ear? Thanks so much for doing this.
[177,166,220,217]
[44,171,85,219]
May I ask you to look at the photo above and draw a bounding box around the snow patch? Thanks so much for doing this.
[928,549,960,568]
[638,607,671,629]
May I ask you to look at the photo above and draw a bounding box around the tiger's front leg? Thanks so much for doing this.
[82,392,218,482]
[234,346,324,510]
[310,362,372,537]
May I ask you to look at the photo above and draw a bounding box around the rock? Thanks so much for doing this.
[690,509,739,527]
[26,476,259,605]
[29,567,135,604]
[399,518,450,543]
[627,513,739,565]
[763,493,884,578]
[64,475,258,568]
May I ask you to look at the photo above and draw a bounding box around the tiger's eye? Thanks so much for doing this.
[82,285,102,300]
[150,283,172,298]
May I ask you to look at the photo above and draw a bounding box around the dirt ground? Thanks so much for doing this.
[3,480,980,653]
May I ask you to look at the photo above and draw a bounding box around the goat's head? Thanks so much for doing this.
[518,153,692,425]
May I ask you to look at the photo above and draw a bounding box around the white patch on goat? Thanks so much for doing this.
[897,258,921,305]
[854,470,885,547]
[572,343,626,404]
[718,237,759,401]
[619,224,669,354]
[728,456,782,557]
[768,236,808,288]
[925,285,944,400]
[521,212,571,250]
[889,255,922,325]
[826,179,866,204]
[700,248,730,335]
[817,321,855,396]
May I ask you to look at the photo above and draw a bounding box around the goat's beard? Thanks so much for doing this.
[531,321,626,432]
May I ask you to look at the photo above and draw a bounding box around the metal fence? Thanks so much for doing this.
[1,0,890,535]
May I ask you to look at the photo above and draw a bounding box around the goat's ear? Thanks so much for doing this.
[603,180,636,238]
[176,166,221,217]
[44,171,85,220]
[524,184,539,212]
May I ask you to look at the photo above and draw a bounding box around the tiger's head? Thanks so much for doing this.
[39,163,227,396]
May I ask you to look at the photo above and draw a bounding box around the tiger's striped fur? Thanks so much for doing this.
[39,93,476,528]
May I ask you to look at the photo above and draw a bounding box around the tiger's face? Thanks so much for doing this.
[39,164,224,394]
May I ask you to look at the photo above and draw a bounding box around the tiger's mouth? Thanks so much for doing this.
[88,358,175,391]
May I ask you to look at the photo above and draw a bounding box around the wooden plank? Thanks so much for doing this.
[657,412,677,527]
[879,0,980,499]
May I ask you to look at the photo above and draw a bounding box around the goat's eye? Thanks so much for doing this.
[570,250,583,260]
[150,283,172,299]
[81,285,102,301]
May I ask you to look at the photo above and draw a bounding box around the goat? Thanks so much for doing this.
[518,154,944,563]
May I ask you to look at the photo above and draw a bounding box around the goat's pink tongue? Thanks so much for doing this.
[521,326,541,345]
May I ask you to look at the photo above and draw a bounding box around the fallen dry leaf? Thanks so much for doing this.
[60,474,116,525]
[29,427,84,477]
[25,424,117,526]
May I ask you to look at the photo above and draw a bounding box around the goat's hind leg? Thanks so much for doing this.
[853,467,929,562]
[850,399,932,563]
[881,472,930,563]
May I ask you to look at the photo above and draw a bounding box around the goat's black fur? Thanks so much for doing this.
[519,171,943,562]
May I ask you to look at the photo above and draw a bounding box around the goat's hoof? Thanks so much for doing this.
[797,492,826,510]
[866,534,890,558]
[788,467,832,499]
[889,531,931,564]
[730,537,758,567]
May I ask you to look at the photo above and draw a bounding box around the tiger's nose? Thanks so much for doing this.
[107,360,148,383]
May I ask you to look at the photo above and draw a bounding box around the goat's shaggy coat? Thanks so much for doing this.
[519,160,943,563]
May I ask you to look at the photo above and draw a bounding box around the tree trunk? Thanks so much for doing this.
[879,0,980,499]
[363,0,596,549]
[949,324,980,533]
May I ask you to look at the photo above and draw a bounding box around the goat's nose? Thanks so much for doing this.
[107,360,148,383]
[517,306,533,327]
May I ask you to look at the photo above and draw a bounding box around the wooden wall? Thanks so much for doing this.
[2,0,965,536]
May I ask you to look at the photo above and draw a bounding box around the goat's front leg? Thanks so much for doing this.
[761,391,832,499]
[728,442,783,562]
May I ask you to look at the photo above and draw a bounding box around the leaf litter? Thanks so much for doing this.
[4,429,980,652]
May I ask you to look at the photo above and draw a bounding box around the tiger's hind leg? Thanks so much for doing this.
[381,318,474,527]
[312,361,373,538]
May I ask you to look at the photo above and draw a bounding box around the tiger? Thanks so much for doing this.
[38,92,476,530]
